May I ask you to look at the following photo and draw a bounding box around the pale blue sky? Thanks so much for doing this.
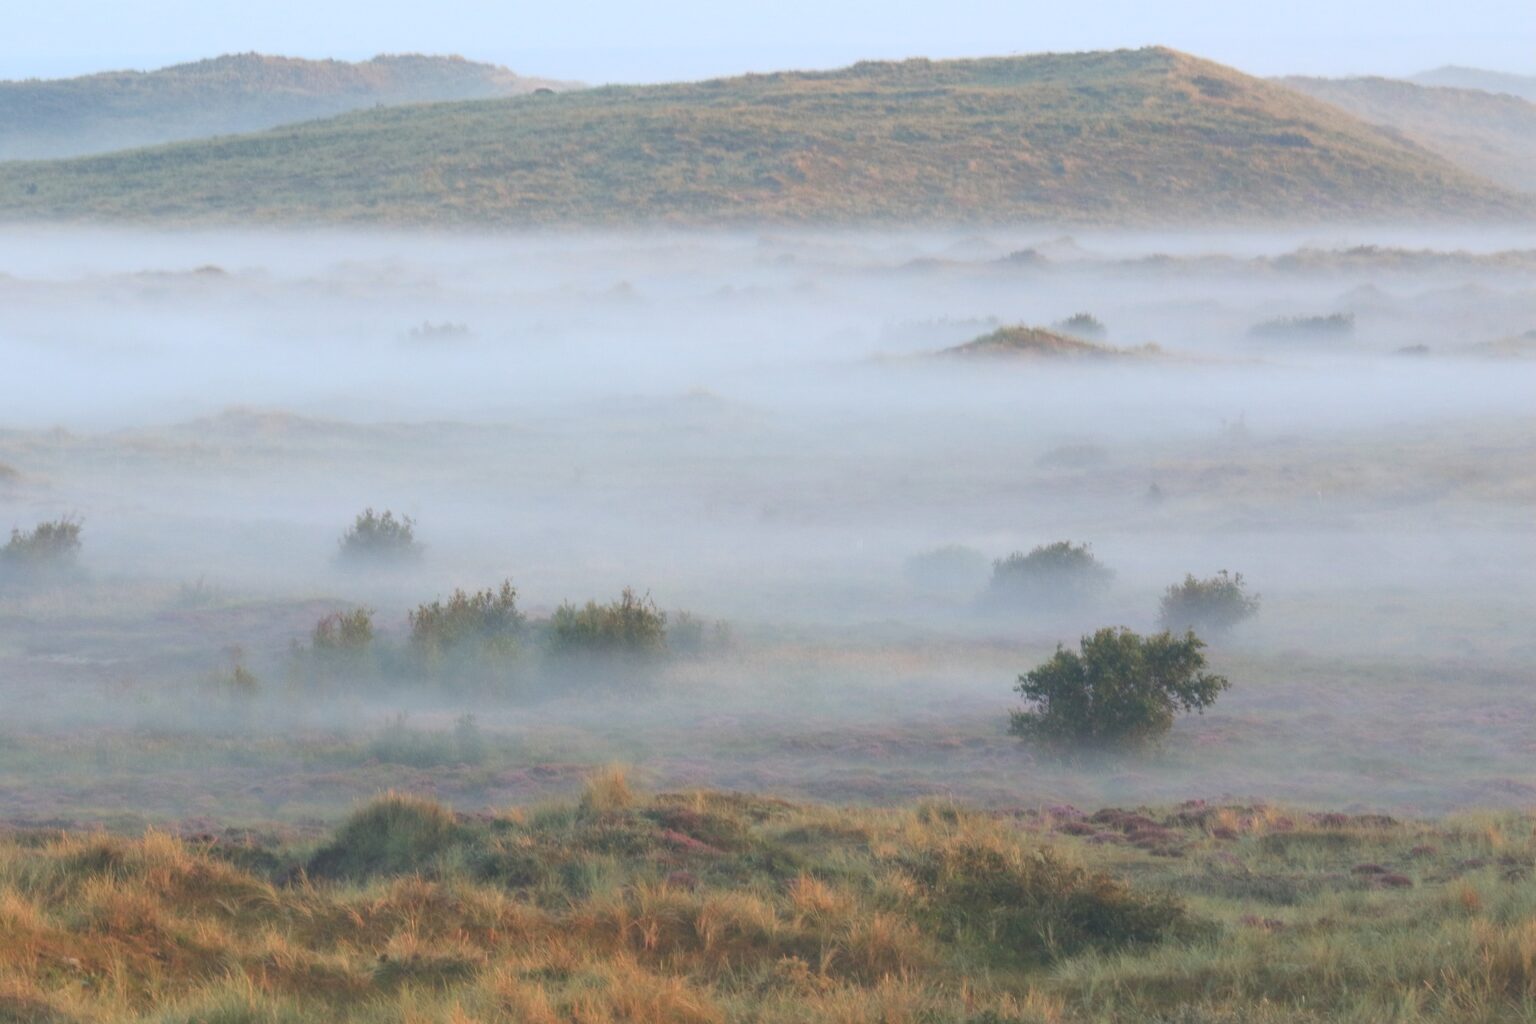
[6,0,1532,83]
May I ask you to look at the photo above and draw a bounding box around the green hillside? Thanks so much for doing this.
[0,53,575,161]
[0,47,1525,226]
[1283,75,1536,192]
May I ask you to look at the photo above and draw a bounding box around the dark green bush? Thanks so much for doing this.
[548,588,667,658]
[337,508,419,565]
[988,541,1113,608]
[0,517,82,580]
[1011,627,1228,748]
[1158,571,1259,636]
[907,839,1196,962]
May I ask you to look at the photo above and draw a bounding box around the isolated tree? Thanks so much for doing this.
[1158,571,1259,636]
[1010,628,1228,748]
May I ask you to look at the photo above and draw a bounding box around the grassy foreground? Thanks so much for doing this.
[1,771,1533,1023]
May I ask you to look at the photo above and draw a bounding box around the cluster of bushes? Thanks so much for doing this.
[1248,312,1355,341]
[0,516,82,583]
[1158,570,1259,636]
[289,580,722,695]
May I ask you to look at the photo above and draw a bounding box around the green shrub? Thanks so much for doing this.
[1011,627,1228,748]
[336,507,419,565]
[988,541,1113,608]
[1158,571,1259,636]
[306,792,464,880]
[0,516,82,579]
[409,581,525,660]
[548,587,667,658]
[907,838,1196,962]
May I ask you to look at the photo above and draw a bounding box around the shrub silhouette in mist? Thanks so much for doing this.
[0,516,82,581]
[988,541,1113,608]
[1158,571,1259,636]
[548,587,667,658]
[1011,627,1228,748]
[1053,311,1108,340]
[313,607,375,653]
[337,507,419,565]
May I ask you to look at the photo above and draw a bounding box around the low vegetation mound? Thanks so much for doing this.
[1159,571,1260,636]
[942,325,1153,359]
[988,541,1114,608]
[1011,627,1229,748]
[0,47,1523,225]
[0,53,575,161]
[307,791,465,880]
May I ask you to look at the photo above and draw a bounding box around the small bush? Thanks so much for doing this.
[988,541,1113,608]
[549,587,667,658]
[905,545,989,594]
[1159,571,1259,636]
[1011,627,1228,749]
[337,508,419,565]
[307,792,464,879]
[1053,312,1107,340]
[0,517,82,579]
[312,607,374,653]
[409,580,525,659]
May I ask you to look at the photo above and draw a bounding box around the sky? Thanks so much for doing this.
[4,0,1532,84]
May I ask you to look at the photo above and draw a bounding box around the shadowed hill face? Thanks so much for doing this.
[0,53,577,161]
[0,47,1524,226]
[1281,76,1536,193]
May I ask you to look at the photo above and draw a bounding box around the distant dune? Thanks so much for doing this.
[0,47,1525,226]
[1282,75,1536,192]
[1409,66,1536,103]
[0,53,577,161]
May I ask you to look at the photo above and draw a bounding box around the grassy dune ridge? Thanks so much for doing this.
[0,47,1526,225]
[1,774,1533,1023]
